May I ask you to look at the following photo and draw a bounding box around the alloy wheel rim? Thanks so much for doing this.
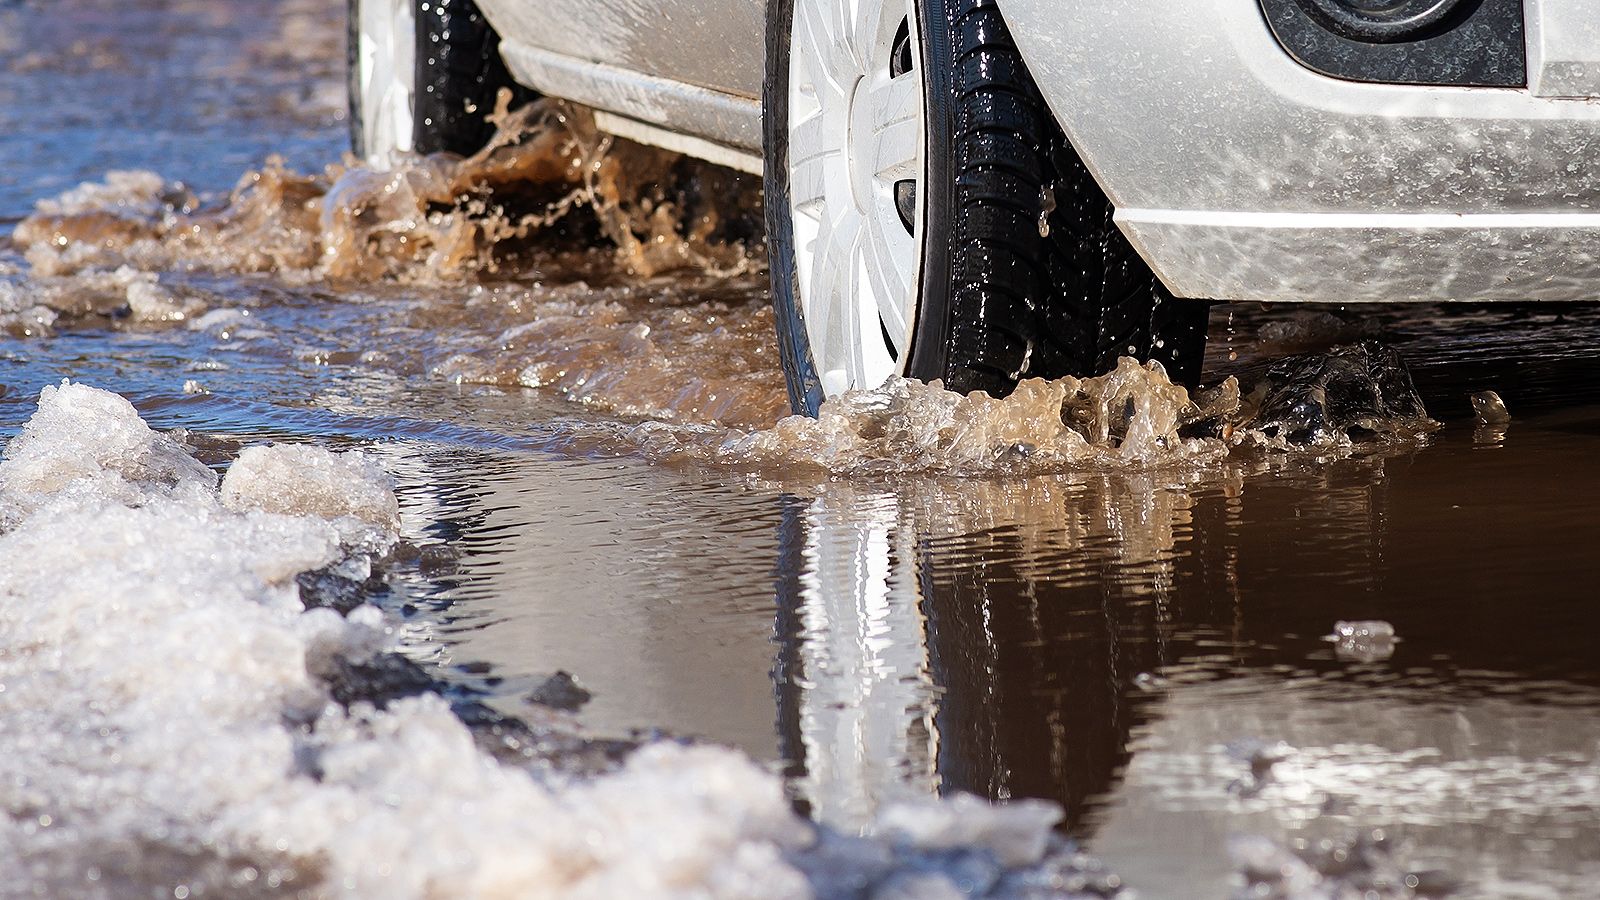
[788,0,926,397]
[356,0,416,165]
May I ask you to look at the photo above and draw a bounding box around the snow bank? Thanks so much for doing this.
[0,383,812,898]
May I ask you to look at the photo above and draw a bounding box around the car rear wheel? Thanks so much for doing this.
[764,0,1211,415]
[347,0,524,164]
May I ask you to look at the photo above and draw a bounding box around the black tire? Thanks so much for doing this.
[764,0,1211,415]
[412,0,529,155]
[347,0,530,159]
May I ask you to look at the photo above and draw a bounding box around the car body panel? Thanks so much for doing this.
[997,0,1600,302]
[996,0,1600,215]
[494,39,763,158]
[476,0,764,99]
[1526,0,1600,98]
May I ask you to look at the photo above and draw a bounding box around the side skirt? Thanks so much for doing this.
[497,40,764,168]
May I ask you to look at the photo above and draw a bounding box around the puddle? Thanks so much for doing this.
[4,1,1600,898]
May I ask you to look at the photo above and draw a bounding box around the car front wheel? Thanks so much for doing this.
[763,0,1211,414]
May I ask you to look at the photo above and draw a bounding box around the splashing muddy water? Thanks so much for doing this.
[13,97,759,284]
[7,149,1435,461]
[7,1,1600,898]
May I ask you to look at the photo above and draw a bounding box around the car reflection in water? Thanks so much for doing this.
[774,472,1208,833]
[770,448,1600,897]
[413,408,1600,899]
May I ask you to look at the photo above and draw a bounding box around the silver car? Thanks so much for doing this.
[349,0,1600,414]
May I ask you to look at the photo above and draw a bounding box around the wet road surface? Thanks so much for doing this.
[4,1,1600,897]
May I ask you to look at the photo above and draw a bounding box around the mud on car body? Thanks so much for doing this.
[349,0,1600,414]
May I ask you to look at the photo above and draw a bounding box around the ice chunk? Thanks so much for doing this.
[0,381,216,519]
[118,266,206,322]
[1470,390,1511,425]
[28,169,173,219]
[0,383,1123,898]
[0,271,58,336]
[1330,619,1398,662]
[222,443,400,529]
[875,792,1062,868]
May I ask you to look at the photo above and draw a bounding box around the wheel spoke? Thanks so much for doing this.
[863,218,914,349]
[795,0,853,103]
[850,0,887,72]
[843,239,869,379]
[872,115,920,182]
[853,239,901,379]
[808,204,863,372]
[788,113,834,217]
[867,71,920,130]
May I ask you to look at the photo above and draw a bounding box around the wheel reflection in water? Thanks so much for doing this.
[774,491,940,826]
[772,475,1190,832]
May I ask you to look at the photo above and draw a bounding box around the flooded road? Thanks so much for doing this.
[4,1,1600,898]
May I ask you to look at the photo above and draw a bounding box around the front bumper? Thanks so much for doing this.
[997,0,1600,303]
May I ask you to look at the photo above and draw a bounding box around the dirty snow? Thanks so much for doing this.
[0,383,1097,899]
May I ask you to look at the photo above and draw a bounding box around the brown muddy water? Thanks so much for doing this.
[4,1,1600,898]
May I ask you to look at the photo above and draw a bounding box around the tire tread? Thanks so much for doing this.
[935,0,1209,394]
[411,0,530,155]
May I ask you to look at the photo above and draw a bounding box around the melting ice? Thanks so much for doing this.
[0,383,1122,898]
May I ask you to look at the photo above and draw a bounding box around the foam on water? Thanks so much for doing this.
[651,360,1230,476]
[0,383,1109,898]
[0,259,215,338]
[624,349,1433,477]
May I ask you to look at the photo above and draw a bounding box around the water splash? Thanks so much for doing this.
[9,100,1434,465]
[627,348,1435,477]
[14,97,760,284]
